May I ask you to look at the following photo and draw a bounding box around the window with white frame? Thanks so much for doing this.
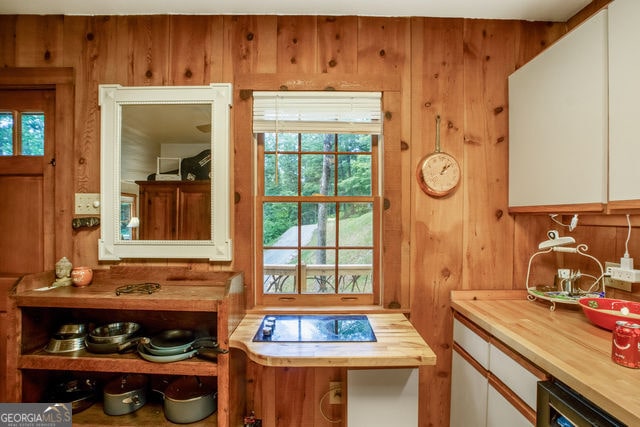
[254,91,383,305]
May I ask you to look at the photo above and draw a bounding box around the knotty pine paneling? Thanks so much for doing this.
[317,16,358,74]
[462,19,516,290]
[168,15,224,85]
[125,16,171,85]
[0,14,570,426]
[0,15,17,68]
[276,16,318,73]
[410,17,466,426]
[14,15,64,67]
[224,15,278,76]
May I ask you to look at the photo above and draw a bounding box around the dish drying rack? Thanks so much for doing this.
[526,231,605,311]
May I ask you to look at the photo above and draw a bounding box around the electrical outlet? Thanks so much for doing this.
[610,267,640,283]
[329,381,342,405]
[75,193,100,215]
[604,262,631,291]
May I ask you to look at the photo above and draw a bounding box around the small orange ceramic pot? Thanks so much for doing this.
[71,267,93,287]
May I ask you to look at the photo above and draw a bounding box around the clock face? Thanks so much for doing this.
[417,152,460,197]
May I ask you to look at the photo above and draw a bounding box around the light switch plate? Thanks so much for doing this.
[75,193,100,215]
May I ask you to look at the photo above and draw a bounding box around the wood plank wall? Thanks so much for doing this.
[0,13,579,426]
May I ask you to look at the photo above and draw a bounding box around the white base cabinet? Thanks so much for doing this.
[348,368,418,427]
[450,315,548,427]
[451,351,488,426]
[486,385,531,427]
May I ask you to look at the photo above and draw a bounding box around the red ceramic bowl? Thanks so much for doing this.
[578,298,640,331]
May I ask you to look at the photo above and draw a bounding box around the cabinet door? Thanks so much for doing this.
[508,10,608,210]
[486,384,533,427]
[609,0,640,204]
[139,184,177,239]
[178,182,211,239]
[450,350,488,427]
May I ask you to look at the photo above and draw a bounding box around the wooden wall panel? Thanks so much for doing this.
[63,16,126,266]
[462,20,516,290]
[358,17,412,309]
[317,16,358,74]
[410,17,465,427]
[1,14,572,426]
[224,16,278,77]
[169,15,224,85]
[0,16,17,68]
[276,16,318,73]
[124,16,171,85]
[14,15,64,67]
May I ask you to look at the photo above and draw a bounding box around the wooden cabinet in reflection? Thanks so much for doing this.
[136,180,210,240]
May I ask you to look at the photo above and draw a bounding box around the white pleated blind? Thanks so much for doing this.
[253,91,382,134]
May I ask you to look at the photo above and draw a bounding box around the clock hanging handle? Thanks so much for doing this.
[434,115,441,153]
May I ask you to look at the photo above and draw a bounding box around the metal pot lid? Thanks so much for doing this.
[164,377,216,401]
[104,374,148,395]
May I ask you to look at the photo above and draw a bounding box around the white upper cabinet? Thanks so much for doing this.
[608,0,640,205]
[508,10,608,211]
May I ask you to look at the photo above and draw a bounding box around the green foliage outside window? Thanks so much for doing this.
[0,112,45,156]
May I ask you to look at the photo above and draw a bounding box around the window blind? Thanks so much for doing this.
[253,91,382,134]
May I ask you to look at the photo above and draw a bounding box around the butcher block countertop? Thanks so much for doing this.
[230,312,436,367]
[451,290,640,426]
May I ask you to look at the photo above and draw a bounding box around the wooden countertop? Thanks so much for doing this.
[451,290,640,426]
[229,313,436,367]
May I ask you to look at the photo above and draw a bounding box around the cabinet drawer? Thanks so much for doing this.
[489,339,548,409]
[453,314,490,369]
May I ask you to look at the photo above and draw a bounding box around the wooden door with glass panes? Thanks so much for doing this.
[0,89,55,276]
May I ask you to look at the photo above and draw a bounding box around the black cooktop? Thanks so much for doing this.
[252,314,377,343]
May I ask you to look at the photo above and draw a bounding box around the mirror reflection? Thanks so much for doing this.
[120,104,212,241]
[98,83,232,261]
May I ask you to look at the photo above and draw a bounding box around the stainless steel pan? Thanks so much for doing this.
[89,322,141,344]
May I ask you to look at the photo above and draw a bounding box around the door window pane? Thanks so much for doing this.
[21,113,45,156]
[0,112,14,156]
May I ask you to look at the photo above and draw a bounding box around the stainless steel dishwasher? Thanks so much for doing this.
[537,380,626,427]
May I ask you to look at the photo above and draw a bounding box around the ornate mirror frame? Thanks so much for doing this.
[98,84,232,260]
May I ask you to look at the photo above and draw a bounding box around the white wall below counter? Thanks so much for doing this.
[348,368,418,427]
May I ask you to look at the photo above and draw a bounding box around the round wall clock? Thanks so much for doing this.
[416,115,461,197]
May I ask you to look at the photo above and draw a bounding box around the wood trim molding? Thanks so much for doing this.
[0,67,74,86]
[567,0,612,31]
[235,72,401,92]
[508,203,605,214]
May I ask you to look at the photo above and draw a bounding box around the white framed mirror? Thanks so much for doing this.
[98,84,232,260]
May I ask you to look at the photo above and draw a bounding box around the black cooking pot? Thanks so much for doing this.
[103,374,148,416]
[154,376,217,424]
[43,378,97,414]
